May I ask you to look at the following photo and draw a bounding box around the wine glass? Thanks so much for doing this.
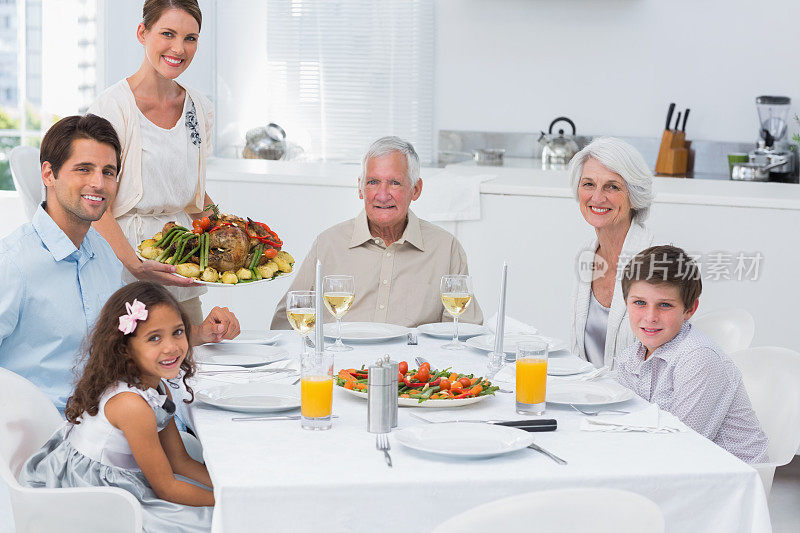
[286,290,316,357]
[323,275,355,352]
[440,274,473,350]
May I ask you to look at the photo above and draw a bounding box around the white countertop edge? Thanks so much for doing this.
[207,158,800,211]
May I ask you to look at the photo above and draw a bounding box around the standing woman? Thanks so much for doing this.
[567,137,655,369]
[89,0,212,324]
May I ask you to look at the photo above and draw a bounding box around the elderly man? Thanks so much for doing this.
[271,136,482,329]
[0,114,240,412]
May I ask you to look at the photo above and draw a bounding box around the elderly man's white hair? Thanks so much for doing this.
[359,136,420,193]
[567,136,655,223]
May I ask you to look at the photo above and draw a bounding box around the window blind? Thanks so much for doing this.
[264,0,434,162]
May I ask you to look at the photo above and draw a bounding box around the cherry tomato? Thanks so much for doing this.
[458,377,472,388]
[200,216,211,230]
[398,361,408,375]
[450,381,463,392]
[415,367,430,382]
[439,378,451,391]
[264,247,278,259]
[419,362,431,371]
[398,372,404,382]
[192,227,203,235]
[192,219,201,229]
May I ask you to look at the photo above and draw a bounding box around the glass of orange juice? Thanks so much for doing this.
[300,351,334,430]
[516,341,549,415]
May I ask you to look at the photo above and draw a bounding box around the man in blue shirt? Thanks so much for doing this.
[0,114,239,411]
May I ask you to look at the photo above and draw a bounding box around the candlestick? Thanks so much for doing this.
[487,262,507,376]
[315,259,324,355]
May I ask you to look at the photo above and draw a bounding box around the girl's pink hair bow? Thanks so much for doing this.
[118,299,148,335]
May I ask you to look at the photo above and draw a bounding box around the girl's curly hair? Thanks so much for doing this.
[65,281,196,424]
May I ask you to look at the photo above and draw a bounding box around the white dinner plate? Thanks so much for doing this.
[546,380,634,406]
[196,382,300,413]
[394,423,534,458]
[323,322,409,342]
[220,330,281,345]
[337,385,491,408]
[194,344,289,367]
[417,322,487,339]
[466,333,568,354]
[546,357,595,376]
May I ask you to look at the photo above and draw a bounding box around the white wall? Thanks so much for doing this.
[435,0,800,143]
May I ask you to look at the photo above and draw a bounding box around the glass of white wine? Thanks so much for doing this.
[440,274,474,350]
[323,275,355,352]
[286,290,316,357]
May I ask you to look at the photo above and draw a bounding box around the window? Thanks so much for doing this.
[216,0,435,163]
[0,0,102,190]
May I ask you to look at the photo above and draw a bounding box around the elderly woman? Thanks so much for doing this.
[568,137,655,369]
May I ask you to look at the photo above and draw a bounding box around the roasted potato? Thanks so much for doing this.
[154,232,163,241]
[176,263,202,279]
[236,268,253,280]
[139,238,157,251]
[258,262,277,279]
[273,255,292,273]
[140,246,162,260]
[221,270,238,284]
[277,250,294,264]
[201,267,219,283]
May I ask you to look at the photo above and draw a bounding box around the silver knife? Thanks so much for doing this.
[197,367,296,375]
[232,415,340,422]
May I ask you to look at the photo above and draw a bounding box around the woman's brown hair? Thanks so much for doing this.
[65,281,196,424]
[142,0,202,31]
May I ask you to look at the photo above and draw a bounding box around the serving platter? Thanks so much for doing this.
[337,385,490,408]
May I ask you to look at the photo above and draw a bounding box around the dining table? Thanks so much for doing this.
[186,326,771,533]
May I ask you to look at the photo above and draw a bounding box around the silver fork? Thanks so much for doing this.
[570,404,629,416]
[376,434,392,467]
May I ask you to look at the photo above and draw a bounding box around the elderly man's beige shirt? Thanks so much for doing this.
[271,210,483,329]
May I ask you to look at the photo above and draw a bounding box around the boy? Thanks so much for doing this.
[617,245,768,463]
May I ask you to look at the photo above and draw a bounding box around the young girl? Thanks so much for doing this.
[20,281,213,532]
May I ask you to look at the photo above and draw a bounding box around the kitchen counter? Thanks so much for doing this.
[208,157,800,211]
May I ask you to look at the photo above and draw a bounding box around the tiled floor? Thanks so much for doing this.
[2,458,799,531]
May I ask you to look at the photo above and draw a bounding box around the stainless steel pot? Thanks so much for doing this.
[538,116,580,169]
[730,157,787,181]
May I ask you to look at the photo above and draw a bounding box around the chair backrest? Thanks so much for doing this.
[431,488,665,533]
[692,308,755,354]
[0,368,63,486]
[9,145,43,221]
[729,346,800,467]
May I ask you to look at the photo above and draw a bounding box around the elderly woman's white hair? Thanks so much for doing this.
[567,136,654,223]
[359,136,420,192]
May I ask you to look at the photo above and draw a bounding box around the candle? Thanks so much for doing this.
[315,259,324,355]
[488,262,508,374]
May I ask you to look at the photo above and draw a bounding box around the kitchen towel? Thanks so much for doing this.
[411,169,496,222]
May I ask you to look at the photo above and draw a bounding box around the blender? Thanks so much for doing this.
[750,96,797,182]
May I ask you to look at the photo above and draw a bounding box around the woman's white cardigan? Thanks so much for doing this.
[87,79,214,218]
[570,222,654,369]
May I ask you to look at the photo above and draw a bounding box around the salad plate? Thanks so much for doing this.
[323,322,409,342]
[194,344,288,367]
[466,333,568,354]
[196,382,300,413]
[394,423,534,458]
[546,381,634,406]
[417,322,487,339]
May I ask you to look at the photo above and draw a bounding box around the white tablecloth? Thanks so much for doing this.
[188,332,771,533]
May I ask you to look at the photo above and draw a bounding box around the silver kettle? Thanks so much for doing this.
[538,116,580,169]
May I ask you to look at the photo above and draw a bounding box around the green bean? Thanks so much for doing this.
[249,244,263,270]
[199,233,207,270]
[252,267,262,281]
[172,234,192,265]
[203,233,210,270]
[154,227,180,248]
[179,243,200,264]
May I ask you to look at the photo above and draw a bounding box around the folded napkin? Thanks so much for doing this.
[486,314,538,335]
[412,169,496,222]
[580,404,686,433]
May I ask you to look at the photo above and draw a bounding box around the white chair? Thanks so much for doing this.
[9,145,43,221]
[0,368,143,533]
[431,488,665,533]
[729,346,800,495]
[692,308,755,354]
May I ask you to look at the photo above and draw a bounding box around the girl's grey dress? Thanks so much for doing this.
[19,381,212,532]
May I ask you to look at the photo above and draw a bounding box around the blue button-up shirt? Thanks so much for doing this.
[0,205,122,411]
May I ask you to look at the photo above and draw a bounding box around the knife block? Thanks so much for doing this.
[655,130,688,175]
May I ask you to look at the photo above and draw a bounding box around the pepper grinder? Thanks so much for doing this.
[367,359,393,433]
[383,355,399,428]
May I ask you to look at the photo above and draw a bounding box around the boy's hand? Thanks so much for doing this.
[194,306,241,345]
